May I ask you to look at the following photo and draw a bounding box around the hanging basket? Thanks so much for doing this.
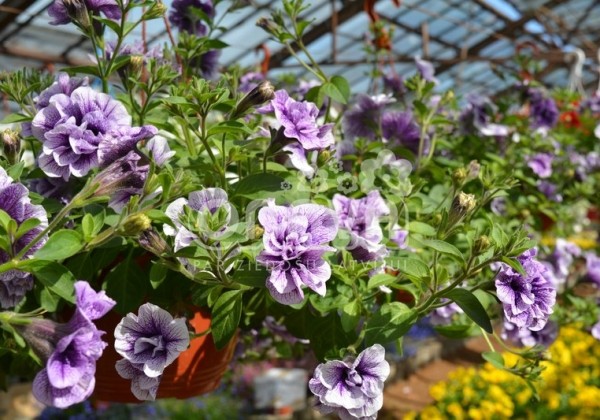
[93,307,237,403]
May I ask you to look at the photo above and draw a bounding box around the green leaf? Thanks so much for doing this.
[211,290,243,349]
[35,230,84,260]
[397,258,430,280]
[421,239,464,260]
[367,273,397,289]
[482,351,505,369]
[408,221,437,236]
[500,256,526,275]
[233,173,284,198]
[0,113,30,124]
[364,302,417,347]
[15,218,41,240]
[22,260,76,303]
[104,260,148,314]
[37,287,61,312]
[434,324,474,338]
[232,264,268,288]
[149,262,168,289]
[0,209,13,231]
[330,75,351,103]
[444,288,492,333]
[81,214,95,240]
[340,300,361,332]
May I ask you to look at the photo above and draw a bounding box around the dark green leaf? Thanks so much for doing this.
[397,258,430,280]
[500,256,526,275]
[22,260,76,303]
[434,324,474,338]
[444,288,492,333]
[233,173,284,197]
[15,218,41,240]
[364,302,417,347]
[232,264,268,288]
[340,300,361,332]
[35,230,84,260]
[367,273,397,289]
[421,239,464,260]
[104,260,148,314]
[211,290,243,349]
[408,221,437,236]
[0,113,30,124]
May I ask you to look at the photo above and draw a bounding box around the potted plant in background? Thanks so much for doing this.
[0,0,597,418]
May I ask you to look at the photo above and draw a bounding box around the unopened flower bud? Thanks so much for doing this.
[449,192,477,226]
[256,17,278,35]
[473,235,491,255]
[318,150,331,166]
[15,319,61,362]
[144,1,167,20]
[139,228,169,255]
[467,160,481,180]
[1,129,20,164]
[231,80,275,119]
[120,213,152,236]
[129,55,144,75]
[63,0,91,29]
[452,168,467,186]
[253,225,264,239]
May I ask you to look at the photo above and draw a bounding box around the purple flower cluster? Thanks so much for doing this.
[333,191,390,262]
[415,57,439,85]
[239,72,265,93]
[31,79,157,180]
[0,167,48,308]
[381,111,422,154]
[528,89,559,130]
[49,0,121,26]
[169,0,214,35]
[459,94,509,137]
[343,94,394,141]
[537,180,562,203]
[28,282,115,408]
[114,303,190,401]
[544,239,581,287]
[309,344,390,419]
[262,90,334,176]
[257,200,338,305]
[502,319,558,348]
[495,249,556,331]
[527,153,553,178]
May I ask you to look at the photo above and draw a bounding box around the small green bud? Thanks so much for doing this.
[318,150,331,166]
[129,55,144,75]
[448,192,477,226]
[63,0,91,29]
[253,225,264,239]
[452,168,467,186]
[473,235,491,254]
[256,17,278,36]
[467,160,481,180]
[120,214,152,236]
[144,1,167,20]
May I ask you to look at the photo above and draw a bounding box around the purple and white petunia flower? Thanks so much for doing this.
[527,153,554,179]
[29,281,115,408]
[527,88,559,130]
[144,136,176,167]
[257,200,338,305]
[592,318,600,341]
[309,344,390,420]
[415,57,439,84]
[333,191,390,262]
[0,167,48,308]
[115,359,161,401]
[545,239,580,286]
[459,93,509,137]
[239,71,265,93]
[343,94,394,141]
[390,225,408,249]
[585,252,600,286]
[381,111,422,154]
[537,180,562,202]
[502,319,558,348]
[31,85,156,180]
[266,90,334,150]
[164,188,231,251]
[48,0,121,26]
[169,0,214,35]
[495,249,556,331]
[114,303,190,380]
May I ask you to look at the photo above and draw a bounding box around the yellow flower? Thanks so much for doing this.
[447,402,465,419]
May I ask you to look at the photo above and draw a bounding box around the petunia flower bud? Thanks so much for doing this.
[473,235,491,255]
[1,129,20,164]
[120,214,152,236]
[63,0,91,29]
[256,17,278,36]
[139,228,169,255]
[452,168,467,186]
[448,192,476,227]
[15,319,62,362]
[143,1,167,20]
[231,81,275,120]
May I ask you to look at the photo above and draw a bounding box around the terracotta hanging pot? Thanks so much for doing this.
[92,307,237,403]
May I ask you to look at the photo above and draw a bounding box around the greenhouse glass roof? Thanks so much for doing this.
[0,0,599,99]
